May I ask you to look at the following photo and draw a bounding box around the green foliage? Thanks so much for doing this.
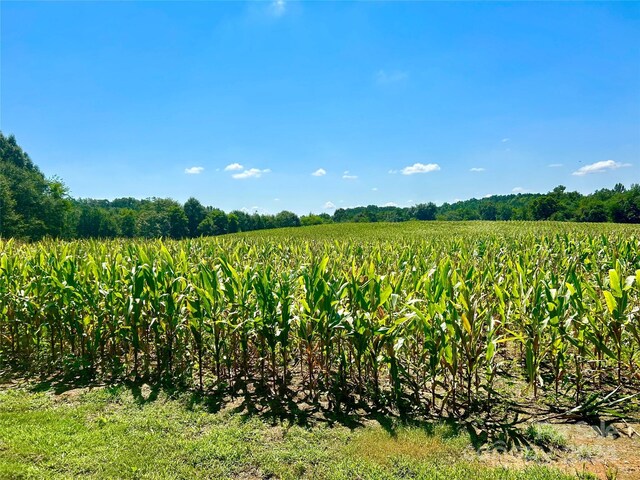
[227,213,240,233]
[197,208,228,236]
[119,209,138,237]
[167,205,189,239]
[301,213,332,226]
[274,210,301,228]
[183,197,207,236]
[0,132,72,240]
[531,196,560,220]
[414,202,437,221]
[525,424,568,449]
[1,222,638,416]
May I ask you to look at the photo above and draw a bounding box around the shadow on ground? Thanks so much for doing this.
[0,369,540,451]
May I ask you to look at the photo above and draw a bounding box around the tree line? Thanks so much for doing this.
[1,132,639,241]
[334,184,640,224]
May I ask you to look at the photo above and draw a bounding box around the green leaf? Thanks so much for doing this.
[379,285,393,307]
[461,313,472,335]
[603,291,617,315]
[609,269,622,298]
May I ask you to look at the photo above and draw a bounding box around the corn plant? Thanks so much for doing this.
[0,223,638,417]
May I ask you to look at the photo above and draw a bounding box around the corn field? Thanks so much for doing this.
[1,222,639,414]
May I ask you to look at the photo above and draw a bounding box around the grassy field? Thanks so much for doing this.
[1,221,639,479]
[0,383,590,480]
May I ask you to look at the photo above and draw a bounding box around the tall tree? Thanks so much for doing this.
[274,210,301,228]
[0,132,71,239]
[414,202,437,221]
[197,209,228,236]
[184,197,207,237]
[168,205,189,239]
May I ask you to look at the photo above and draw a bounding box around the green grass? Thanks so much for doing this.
[0,386,578,480]
[525,424,568,450]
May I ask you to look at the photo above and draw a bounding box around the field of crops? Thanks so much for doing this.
[1,221,639,416]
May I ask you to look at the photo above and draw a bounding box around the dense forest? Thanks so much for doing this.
[1,132,639,241]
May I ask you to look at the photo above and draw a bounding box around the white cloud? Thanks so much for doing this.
[512,187,525,193]
[401,163,441,175]
[224,163,244,171]
[388,169,398,174]
[372,187,378,191]
[483,194,494,198]
[502,138,510,143]
[232,168,271,180]
[324,201,336,209]
[572,160,631,176]
[342,170,358,180]
[376,70,409,84]
[469,167,485,172]
[270,0,286,17]
[312,168,326,177]
[548,163,563,168]
[185,166,204,175]
[384,202,398,207]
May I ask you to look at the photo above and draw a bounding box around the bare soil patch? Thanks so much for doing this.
[478,421,640,480]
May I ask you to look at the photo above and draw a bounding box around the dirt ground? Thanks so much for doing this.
[477,421,640,480]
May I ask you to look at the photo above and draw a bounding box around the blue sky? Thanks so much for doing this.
[2,1,639,215]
